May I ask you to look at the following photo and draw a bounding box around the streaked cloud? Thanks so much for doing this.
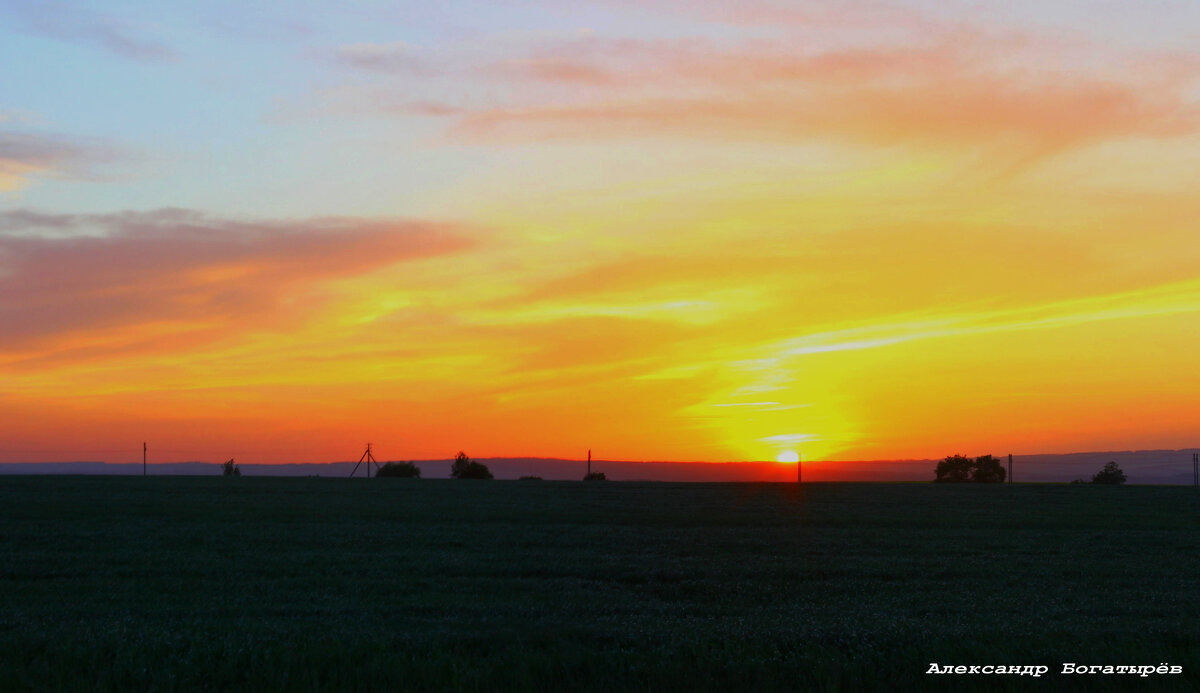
[0,209,472,360]
[332,41,430,74]
[0,130,125,191]
[322,16,1199,164]
[0,0,176,61]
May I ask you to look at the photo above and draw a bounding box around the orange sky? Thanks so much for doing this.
[2,1,1200,466]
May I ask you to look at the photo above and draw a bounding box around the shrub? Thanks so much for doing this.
[376,461,421,478]
[518,476,543,481]
[1092,461,1127,485]
[450,452,493,480]
[583,472,607,481]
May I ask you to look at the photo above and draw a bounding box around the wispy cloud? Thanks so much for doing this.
[740,278,1200,368]
[321,16,1200,163]
[269,85,464,122]
[0,130,126,191]
[1,0,176,61]
[0,209,472,361]
[450,38,1199,157]
[332,41,429,74]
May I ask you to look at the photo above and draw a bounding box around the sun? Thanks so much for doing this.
[776,450,800,463]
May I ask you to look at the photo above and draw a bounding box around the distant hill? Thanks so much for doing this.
[0,449,1197,483]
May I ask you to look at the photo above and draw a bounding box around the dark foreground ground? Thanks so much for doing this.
[0,478,1197,692]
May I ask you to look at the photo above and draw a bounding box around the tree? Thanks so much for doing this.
[449,451,493,480]
[222,458,240,477]
[934,454,974,482]
[971,455,1006,483]
[934,454,1007,483]
[376,461,421,478]
[1092,461,1127,485]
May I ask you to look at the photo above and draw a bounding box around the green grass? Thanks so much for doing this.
[0,477,1197,691]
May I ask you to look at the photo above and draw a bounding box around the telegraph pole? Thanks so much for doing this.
[349,443,377,478]
[1008,453,1012,483]
[143,442,147,477]
[797,453,802,483]
[587,449,591,477]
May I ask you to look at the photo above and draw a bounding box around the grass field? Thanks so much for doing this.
[1,477,1197,691]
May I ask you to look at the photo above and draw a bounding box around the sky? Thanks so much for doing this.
[2,0,1199,466]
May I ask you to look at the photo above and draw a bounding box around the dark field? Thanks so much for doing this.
[1,478,1197,691]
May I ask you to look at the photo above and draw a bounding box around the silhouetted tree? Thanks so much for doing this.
[971,455,1006,483]
[376,461,421,478]
[934,454,973,482]
[450,451,493,480]
[934,454,1006,483]
[450,451,470,478]
[222,458,240,477]
[583,472,607,481]
[1092,461,1127,485]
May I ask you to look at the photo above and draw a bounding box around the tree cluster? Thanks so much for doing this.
[376,461,421,478]
[222,458,240,477]
[934,454,1005,483]
[1091,461,1127,485]
[450,451,493,480]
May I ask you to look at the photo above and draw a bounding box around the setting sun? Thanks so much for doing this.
[776,451,800,464]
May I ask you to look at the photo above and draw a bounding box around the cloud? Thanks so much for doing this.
[332,41,430,74]
[269,85,464,122]
[0,131,126,191]
[0,209,472,360]
[322,16,1200,162]
[1,0,176,61]
[449,38,1199,157]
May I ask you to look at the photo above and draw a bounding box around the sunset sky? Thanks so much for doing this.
[2,0,1199,466]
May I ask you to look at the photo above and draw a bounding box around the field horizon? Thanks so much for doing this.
[3,447,1198,484]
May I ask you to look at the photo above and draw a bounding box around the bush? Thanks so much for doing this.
[449,452,493,480]
[376,461,421,478]
[222,458,240,477]
[583,472,607,481]
[518,476,542,481]
[1092,461,1127,485]
[933,454,1005,483]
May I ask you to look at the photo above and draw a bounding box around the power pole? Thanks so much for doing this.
[349,443,377,478]
[143,442,147,477]
[587,449,591,477]
[797,454,802,483]
[1008,453,1012,483]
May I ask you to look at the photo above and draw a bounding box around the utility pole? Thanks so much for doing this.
[143,442,147,477]
[1008,453,1012,483]
[587,449,591,477]
[349,443,377,478]
[797,454,802,483]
